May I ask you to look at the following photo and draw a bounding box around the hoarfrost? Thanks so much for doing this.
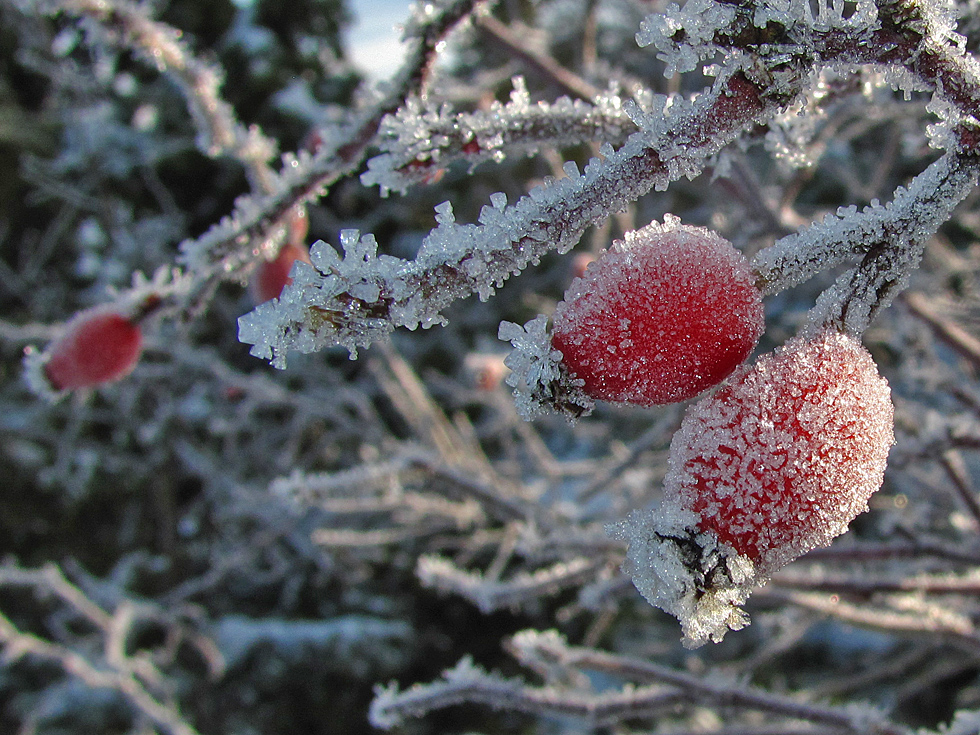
[636,0,737,78]
[753,150,980,303]
[361,77,642,196]
[608,507,755,648]
[498,316,594,420]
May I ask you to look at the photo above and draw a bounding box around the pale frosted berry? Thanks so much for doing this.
[251,240,312,304]
[551,218,764,406]
[611,329,894,646]
[42,309,143,391]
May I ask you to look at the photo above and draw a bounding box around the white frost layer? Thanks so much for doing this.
[608,507,755,648]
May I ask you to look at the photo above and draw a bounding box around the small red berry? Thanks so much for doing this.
[251,241,312,304]
[42,308,143,391]
[668,329,894,573]
[551,218,764,406]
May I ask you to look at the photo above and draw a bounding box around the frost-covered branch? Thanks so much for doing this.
[369,655,686,729]
[416,555,607,612]
[362,78,640,196]
[174,0,489,285]
[240,0,980,367]
[239,68,777,366]
[753,149,980,296]
[0,563,205,735]
[372,630,910,733]
[508,630,909,734]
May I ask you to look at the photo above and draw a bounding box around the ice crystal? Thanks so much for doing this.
[498,316,594,420]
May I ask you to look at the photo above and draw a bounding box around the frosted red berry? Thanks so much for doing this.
[611,329,894,647]
[251,241,312,304]
[551,219,764,406]
[42,309,143,391]
[668,329,894,573]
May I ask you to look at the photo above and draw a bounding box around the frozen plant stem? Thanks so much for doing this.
[42,0,277,192]
[754,148,980,335]
[0,563,202,735]
[371,630,910,733]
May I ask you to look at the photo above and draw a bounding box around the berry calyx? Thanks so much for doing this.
[41,308,143,391]
[611,329,894,647]
[551,217,764,406]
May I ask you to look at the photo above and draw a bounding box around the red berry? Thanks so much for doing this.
[668,329,894,572]
[43,309,143,391]
[612,329,894,646]
[551,219,764,406]
[251,241,312,304]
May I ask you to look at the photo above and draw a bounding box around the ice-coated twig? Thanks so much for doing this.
[177,0,490,278]
[239,66,779,366]
[753,150,980,297]
[751,145,980,337]
[770,567,980,596]
[507,630,909,735]
[369,655,685,729]
[416,555,606,613]
[362,78,641,196]
[0,562,204,735]
[371,629,909,733]
[29,0,491,327]
[808,153,979,335]
[240,0,980,367]
[761,588,980,652]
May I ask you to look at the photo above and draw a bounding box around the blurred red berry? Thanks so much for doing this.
[43,309,143,391]
[251,241,312,304]
[668,329,894,573]
[569,252,596,280]
[551,219,764,406]
[287,205,309,248]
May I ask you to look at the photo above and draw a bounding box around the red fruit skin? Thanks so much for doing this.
[43,310,143,391]
[251,242,312,304]
[551,221,764,406]
[666,329,894,574]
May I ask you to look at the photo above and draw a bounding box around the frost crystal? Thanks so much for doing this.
[612,330,894,647]
[636,0,737,78]
[498,316,594,420]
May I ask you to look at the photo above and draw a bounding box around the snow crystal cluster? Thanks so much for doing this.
[238,230,409,366]
[609,506,756,648]
[497,316,594,421]
[636,0,738,78]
